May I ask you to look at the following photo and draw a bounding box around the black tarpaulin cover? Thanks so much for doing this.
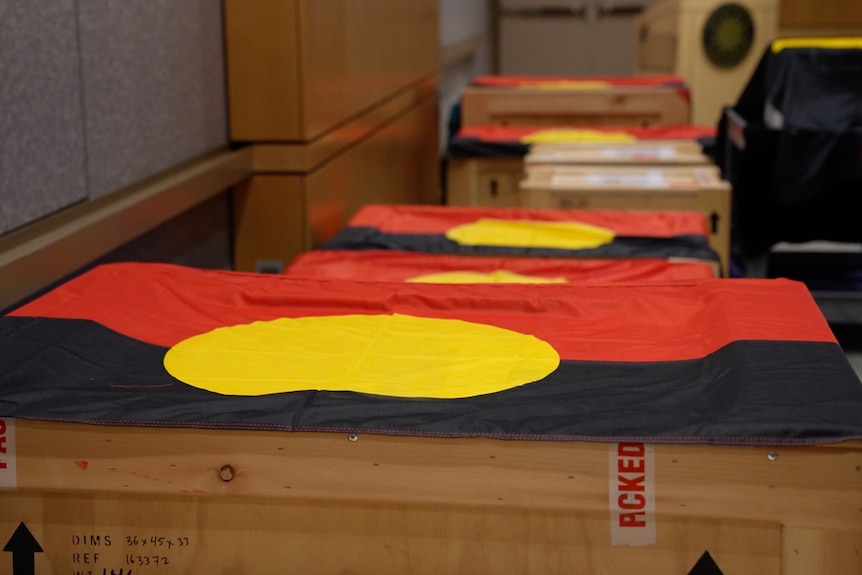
[2,262,861,446]
[718,38,862,256]
[733,38,862,204]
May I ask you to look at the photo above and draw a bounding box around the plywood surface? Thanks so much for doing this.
[5,420,860,529]
[526,141,710,165]
[1,419,860,573]
[460,86,691,127]
[1,494,787,575]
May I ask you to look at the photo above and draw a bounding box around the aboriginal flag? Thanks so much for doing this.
[319,204,719,264]
[449,124,717,158]
[285,250,717,283]
[2,262,861,445]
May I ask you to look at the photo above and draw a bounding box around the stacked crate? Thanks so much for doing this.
[447,74,732,274]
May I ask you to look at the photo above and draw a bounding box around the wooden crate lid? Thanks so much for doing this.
[521,164,728,191]
[525,141,710,166]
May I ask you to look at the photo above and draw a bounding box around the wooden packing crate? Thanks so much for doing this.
[525,140,711,166]
[447,155,525,208]
[446,140,712,210]
[520,165,732,275]
[459,84,691,128]
[1,419,860,574]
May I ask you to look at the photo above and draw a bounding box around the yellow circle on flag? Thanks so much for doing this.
[521,128,637,145]
[163,313,560,399]
[446,218,616,251]
[406,270,568,284]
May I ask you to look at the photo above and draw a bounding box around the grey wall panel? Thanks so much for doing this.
[0,1,87,236]
[78,0,228,198]
[438,0,493,154]
[439,0,491,47]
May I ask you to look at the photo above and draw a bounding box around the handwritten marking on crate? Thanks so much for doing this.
[68,531,193,573]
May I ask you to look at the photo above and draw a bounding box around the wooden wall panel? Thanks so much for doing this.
[779,0,862,28]
[223,0,302,142]
[232,175,306,273]
[224,0,439,143]
[306,94,441,249]
[299,0,439,141]
[233,92,441,272]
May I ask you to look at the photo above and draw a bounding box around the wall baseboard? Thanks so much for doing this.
[0,146,253,312]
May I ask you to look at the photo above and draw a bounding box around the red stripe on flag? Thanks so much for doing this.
[9,263,837,363]
[346,205,710,238]
[287,250,716,283]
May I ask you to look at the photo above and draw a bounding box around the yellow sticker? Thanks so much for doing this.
[771,37,862,53]
[406,269,568,284]
[164,314,560,399]
[522,128,637,145]
[446,218,616,251]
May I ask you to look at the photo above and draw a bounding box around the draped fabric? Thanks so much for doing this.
[319,205,719,264]
[2,262,861,445]
[449,125,717,158]
[718,39,862,256]
[285,250,717,283]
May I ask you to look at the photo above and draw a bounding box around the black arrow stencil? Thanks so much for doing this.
[688,550,724,575]
[3,522,43,575]
[709,212,720,235]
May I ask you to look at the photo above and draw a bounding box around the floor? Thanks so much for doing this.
[741,248,862,383]
[831,324,862,382]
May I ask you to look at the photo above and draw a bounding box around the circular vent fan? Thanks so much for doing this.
[702,3,756,69]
